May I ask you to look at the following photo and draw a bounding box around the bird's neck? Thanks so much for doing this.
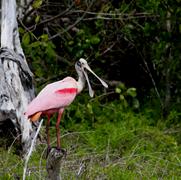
[77,73,86,94]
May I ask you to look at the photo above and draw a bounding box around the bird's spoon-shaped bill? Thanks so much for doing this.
[83,63,108,88]
[83,70,94,97]
[82,63,108,97]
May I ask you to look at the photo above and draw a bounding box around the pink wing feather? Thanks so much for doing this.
[25,77,78,117]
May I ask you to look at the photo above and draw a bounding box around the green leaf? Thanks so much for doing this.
[119,94,125,100]
[118,83,126,90]
[126,88,137,97]
[77,29,85,36]
[22,33,30,46]
[95,19,104,28]
[40,34,49,41]
[76,50,84,58]
[68,41,74,45]
[90,36,100,45]
[87,103,93,114]
[115,87,121,94]
[18,27,24,34]
[133,99,140,109]
[35,15,40,23]
[32,0,42,9]
[85,39,90,44]
[123,99,128,107]
[77,42,82,47]
[95,51,100,58]
[30,41,41,48]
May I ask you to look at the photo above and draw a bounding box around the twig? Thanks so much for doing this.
[8,133,22,154]
[100,42,116,56]
[69,10,154,16]
[18,20,39,40]
[23,119,44,180]
[89,91,115,102]
[49,0,95,40]
[27,3,74,31]
[82,15,159,21]
[142,55,163,108]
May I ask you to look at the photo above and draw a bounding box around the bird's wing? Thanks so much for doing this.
[25,77,78,116]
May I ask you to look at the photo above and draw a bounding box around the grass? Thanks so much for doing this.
[0,100,181,179]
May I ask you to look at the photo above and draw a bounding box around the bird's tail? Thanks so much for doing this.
[30,112,42,122]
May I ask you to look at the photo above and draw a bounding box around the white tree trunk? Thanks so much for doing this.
[0,0,35,154]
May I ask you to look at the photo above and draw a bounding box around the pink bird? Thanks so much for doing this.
[25,58,108,150]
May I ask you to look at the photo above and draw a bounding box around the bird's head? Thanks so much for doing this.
[75,58,108,97]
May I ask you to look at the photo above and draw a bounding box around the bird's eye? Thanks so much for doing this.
[77,61,81,67]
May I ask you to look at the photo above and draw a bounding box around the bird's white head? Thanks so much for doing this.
[75,58,108,97]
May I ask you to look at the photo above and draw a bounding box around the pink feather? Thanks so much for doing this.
[25,77,78,118]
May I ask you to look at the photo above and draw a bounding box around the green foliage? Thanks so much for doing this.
[65,27,101,59]
[165,110,181,132]
[115,83,139,109]
[0,102,180,179]
[20,29,58,84]
[19,0,181,118]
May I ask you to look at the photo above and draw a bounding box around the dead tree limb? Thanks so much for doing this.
[0,0,35,154]
[46,148,66,180]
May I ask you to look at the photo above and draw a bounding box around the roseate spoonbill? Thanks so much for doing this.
[25,58,108,150]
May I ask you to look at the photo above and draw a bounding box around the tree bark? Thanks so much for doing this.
[46,148,66,180]
[0,0,35,154]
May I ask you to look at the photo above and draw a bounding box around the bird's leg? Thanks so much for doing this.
[56,109,64,150]
[46,115,51,151]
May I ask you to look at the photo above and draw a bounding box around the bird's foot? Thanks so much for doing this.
[46,146,67,158]
[56,147,67,157]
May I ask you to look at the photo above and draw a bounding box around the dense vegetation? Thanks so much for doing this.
[0,0,181,179]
